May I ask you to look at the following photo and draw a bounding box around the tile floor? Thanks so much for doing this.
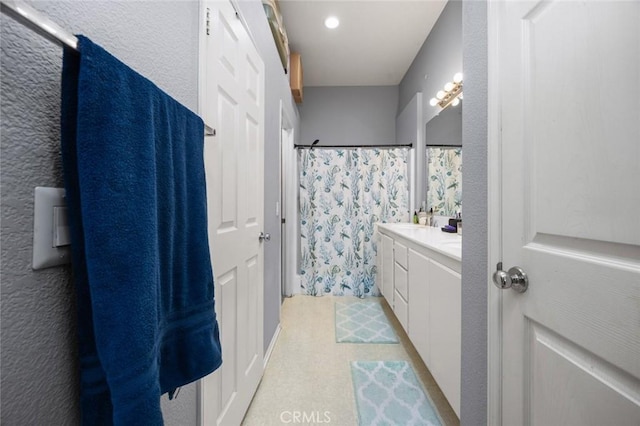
[241,295,459,426]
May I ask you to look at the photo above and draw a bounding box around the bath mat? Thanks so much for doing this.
[351,360,443,426]
[335,301,398,343]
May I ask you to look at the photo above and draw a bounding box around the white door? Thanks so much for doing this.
[491,1,640,425]
[200,0,265,424]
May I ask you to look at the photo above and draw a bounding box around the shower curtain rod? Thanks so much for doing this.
[0,0,216,137]
[294,143,413,150]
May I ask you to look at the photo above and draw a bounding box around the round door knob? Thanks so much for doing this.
[493,269,512,290]
[258,232,270,242]
[507,266,528,293]
[493,263,529,293]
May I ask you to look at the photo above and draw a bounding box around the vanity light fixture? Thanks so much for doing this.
[324,16,339,29]
[430,72,463,109]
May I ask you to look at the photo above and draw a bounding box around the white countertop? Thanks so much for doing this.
[377,223,462,262]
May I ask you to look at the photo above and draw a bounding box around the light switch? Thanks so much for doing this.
[53,206,70,247]
[33,187,71,270]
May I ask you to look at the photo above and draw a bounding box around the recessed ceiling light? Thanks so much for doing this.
[324,16,339,29]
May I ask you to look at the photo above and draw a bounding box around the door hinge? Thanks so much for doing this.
[206,8,211,35]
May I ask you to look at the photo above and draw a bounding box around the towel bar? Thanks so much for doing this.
[1,0,216,137]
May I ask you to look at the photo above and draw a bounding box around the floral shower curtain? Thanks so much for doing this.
[427,147,462,217]
[299,148,409,297]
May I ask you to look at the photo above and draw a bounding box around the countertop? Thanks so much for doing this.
[376,223,462,262]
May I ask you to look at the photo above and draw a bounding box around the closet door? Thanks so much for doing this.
[200,0,265,424]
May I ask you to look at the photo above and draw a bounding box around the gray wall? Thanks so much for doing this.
[298,86,399,146]
[425,104,462,147]
[398,0,462,128]
[1,0,299,423]
[235,0,300,354]
[461,1,488,424]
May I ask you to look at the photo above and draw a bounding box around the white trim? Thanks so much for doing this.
[487,1,503,425]
[279,99,285,317]
[197,3,206,425]
[280,101,298,298]
[415,93,424,212]
[263,324,282,369]
[197,0,206,127]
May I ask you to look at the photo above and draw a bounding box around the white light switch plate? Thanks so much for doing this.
[33,187,71,270]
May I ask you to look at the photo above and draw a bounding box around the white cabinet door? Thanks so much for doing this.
[493,2,640,424]
[408,249,430,367]
[429,260,461,417]
[381,234,394,304]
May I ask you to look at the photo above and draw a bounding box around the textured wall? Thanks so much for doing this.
[235,0,300,354]
[461,0,488,424]
[1,1,200,424]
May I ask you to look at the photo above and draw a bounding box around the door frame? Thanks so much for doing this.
[487,1,504,425]
[279,99,297,299]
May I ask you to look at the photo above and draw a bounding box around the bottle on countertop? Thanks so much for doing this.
[417,204,427,225]
[413,211,419,224]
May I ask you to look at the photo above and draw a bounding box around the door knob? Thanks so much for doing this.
[258,232,270,242]
[492,262,528,293]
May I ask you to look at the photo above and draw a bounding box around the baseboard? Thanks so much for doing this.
[263,323,281,369]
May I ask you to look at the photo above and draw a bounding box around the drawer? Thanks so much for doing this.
[394,289,408,332]
[394,262,408,301]
[394,241,408,269]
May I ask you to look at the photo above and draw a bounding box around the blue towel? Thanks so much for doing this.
[60,36,222,425]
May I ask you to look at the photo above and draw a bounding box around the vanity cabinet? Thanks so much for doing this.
[376,224,461,418]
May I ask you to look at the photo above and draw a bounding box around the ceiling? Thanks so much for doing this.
[277,0,448,87]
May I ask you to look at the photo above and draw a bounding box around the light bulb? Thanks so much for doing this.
[324,16,339,29]
[436,90,445,100]
[451,97,460,106]
[453,72,463,83]
[429,98,438,106]
[444,82,454,92]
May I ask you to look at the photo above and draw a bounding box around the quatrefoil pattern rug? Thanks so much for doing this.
[335,301,398,343]
[351,360,442,426]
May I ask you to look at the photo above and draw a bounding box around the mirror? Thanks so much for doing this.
[425,105,462,216]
